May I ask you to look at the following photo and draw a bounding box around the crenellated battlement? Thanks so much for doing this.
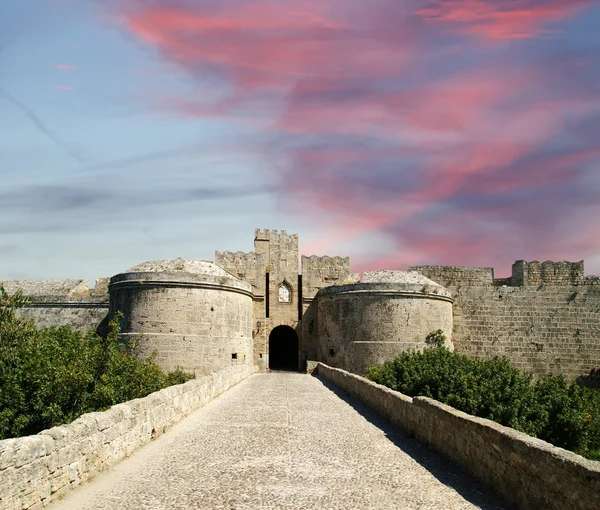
[511,260,584,286]
[301,254,352,299]
[254,228,298,244]
[410,260,591,288]
[215,250,259,263]
[302,255,350,266]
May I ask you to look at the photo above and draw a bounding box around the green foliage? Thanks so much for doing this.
[366,338,600,461]
[425,329,446,348]
[0,286,194,439]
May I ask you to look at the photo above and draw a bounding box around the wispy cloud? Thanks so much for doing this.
[56,64,76,70]
[52,85,74,91]
[0,86,84,163]
[417,0,593,40]
[0,181,272,235]
[106,0,600,272]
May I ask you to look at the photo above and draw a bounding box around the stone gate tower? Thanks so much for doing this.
[216,229,301,371]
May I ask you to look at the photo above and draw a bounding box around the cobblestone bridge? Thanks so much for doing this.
[49,373,506,509]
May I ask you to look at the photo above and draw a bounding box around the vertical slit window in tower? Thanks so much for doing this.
[298,274,303,320]
[266,272,270,318]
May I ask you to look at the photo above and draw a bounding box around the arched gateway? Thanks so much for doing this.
[268,325,299,371]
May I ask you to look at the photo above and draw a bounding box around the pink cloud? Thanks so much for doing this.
[56,64,77,70]
[52,85,74,91]
[417,0,593,40]
[120,0,416,100]
[110,0,600,272]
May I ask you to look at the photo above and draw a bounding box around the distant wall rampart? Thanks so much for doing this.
[301,255,354,299]
[215,251,266,296]
[410,261,600,378]
[0,279,109,333]
[511,260,584,287]
[409,266,495,287]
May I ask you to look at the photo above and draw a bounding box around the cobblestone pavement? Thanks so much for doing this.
[49,373,507,510]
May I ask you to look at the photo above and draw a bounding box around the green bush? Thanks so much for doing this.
[0,285,194,439]
[366,339,600,461]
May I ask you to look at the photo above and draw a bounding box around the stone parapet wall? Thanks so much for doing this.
[411,262,600,378]
[316,363,600,510]
[301,255,352,299]
[1,279,109,333]
[215,251,266,295]
[0,364,252,510]
[409,266,495,286]
[512,260,584,287]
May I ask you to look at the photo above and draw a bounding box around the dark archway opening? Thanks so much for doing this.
[269,325,299,371]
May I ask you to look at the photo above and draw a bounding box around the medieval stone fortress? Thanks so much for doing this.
[3,228,600,510]
[3,228,599,380]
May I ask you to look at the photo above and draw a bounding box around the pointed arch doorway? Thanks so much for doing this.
[268,325,299,371]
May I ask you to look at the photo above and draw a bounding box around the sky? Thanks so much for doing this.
[1,0,599,284]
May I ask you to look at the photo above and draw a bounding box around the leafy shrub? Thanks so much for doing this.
[425,329,446,348]
[0,285,194,439]
[366,337,600,461]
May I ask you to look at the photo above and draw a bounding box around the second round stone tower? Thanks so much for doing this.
[109,259,253,376]
[316,270,453,374]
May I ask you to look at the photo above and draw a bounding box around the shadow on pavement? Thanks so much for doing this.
[312,374,508,510]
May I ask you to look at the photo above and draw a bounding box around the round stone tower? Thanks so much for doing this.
[109,259,253,376]
[316,270,453,375]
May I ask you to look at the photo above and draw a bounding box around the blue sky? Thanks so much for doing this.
[1,0,599,284]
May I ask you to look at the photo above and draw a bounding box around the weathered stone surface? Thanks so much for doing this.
[126,259,232,276]
[316,280,454,374]
[109,267,253,376]
[4,230,600,380]
[411,263,600,378]
[0,365,251,510]
[0,279,109,332]
[363,270,448,290]
[317,363,600,510]
[45,373,506,510]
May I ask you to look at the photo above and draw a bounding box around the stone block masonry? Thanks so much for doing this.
[316,271,454,374]
[316,363,600,510]
[411,262,600,378]
[0,279,109,333]
[0,364,252,510]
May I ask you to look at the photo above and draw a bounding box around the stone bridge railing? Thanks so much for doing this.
[316,363,600,510]
[0,364,252,510]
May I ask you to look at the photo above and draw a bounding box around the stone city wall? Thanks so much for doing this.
[411,262,600,378]
[512,260,584,287]
[0,279,109,333]
[301,255,354,299]
[316,363,600,510]
[215,250,266,295]
[0,364,253,510]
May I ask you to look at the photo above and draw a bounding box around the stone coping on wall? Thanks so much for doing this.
[316,282,453,302]
[15,296,109,307]
[0,364,252,510]
[315,363,600,510]
[1,280,109,299]
[109,271,253,298]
